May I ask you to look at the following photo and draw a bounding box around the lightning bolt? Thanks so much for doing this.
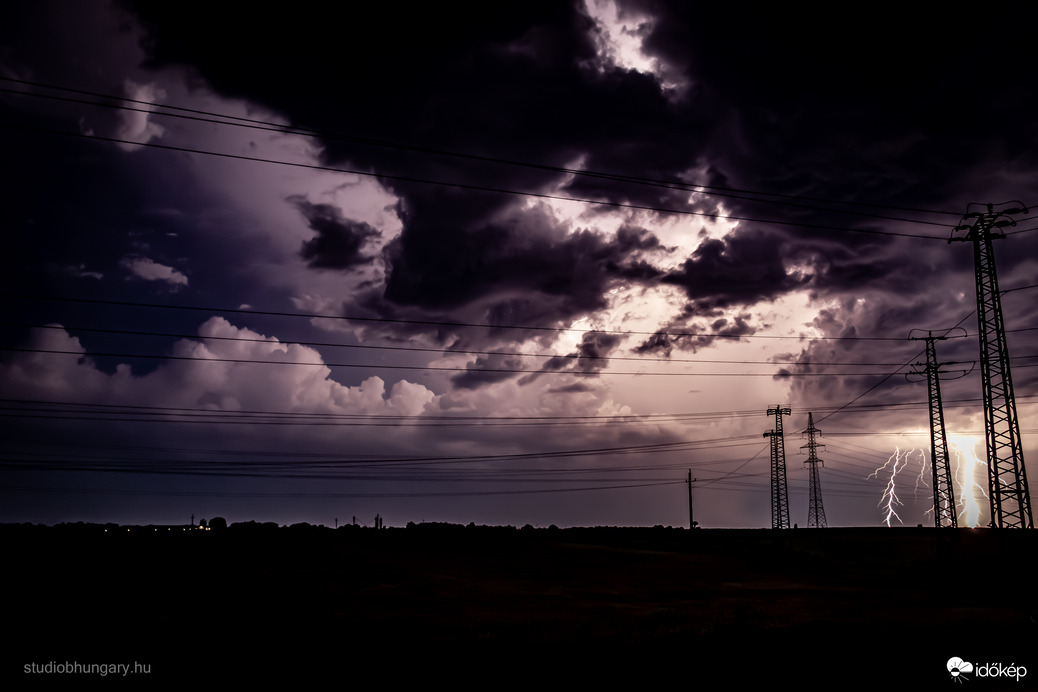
[948,435,987,528]
[914,447,931,493]
[875,434,987,527]
[870,447,917,526]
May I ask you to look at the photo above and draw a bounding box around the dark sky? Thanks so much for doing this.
[1,0,1036,528]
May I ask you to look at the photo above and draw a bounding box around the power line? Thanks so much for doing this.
[0,434,760,470]
[0,120,952,242]
[0,346,941,379]
[0,397,744,424]
[807,305,992,427]
[0,76,963,223]
[0,480,685,499]
[5,391,1035,428]
[3,293,916,341]
[2,322,964,368]
[1,84,955,227]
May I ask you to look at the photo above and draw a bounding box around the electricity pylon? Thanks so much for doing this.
[950,202,1032,528]
[802,413,827,528]
[764,405,791,529]
[687,470,698,529]
[908,331,959,528]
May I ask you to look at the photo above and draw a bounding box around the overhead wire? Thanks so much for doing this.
[3,392,1035,430]
[0,344,954,379]
[13,320,1031,368]
[0,76,962,224]
[1,293,920,341]
[0,321,941,368]
[0,119,954,242]
[0,480,686,499]
[807,303,990,427]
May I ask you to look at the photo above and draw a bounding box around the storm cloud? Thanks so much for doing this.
[3,0,1038,533]
[293,196,381,270]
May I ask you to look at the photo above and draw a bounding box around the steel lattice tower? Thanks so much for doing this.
[909,332,957,528]
[802,413,827,528]
[950,203,1033,528]
[764,405,791,529]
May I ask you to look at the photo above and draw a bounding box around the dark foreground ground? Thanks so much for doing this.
[5,523,1037,688]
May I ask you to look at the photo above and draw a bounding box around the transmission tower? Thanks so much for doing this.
[908,331,958,528]
[764,405,791,529]
[950,202,1032,528]
[687,470,698,529]
[801,413,827,528]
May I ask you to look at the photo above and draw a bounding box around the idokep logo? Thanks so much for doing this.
[948,657,974,682]
[947,657,1028,684]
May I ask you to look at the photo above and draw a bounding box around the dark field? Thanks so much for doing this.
[6,523,1037,687]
